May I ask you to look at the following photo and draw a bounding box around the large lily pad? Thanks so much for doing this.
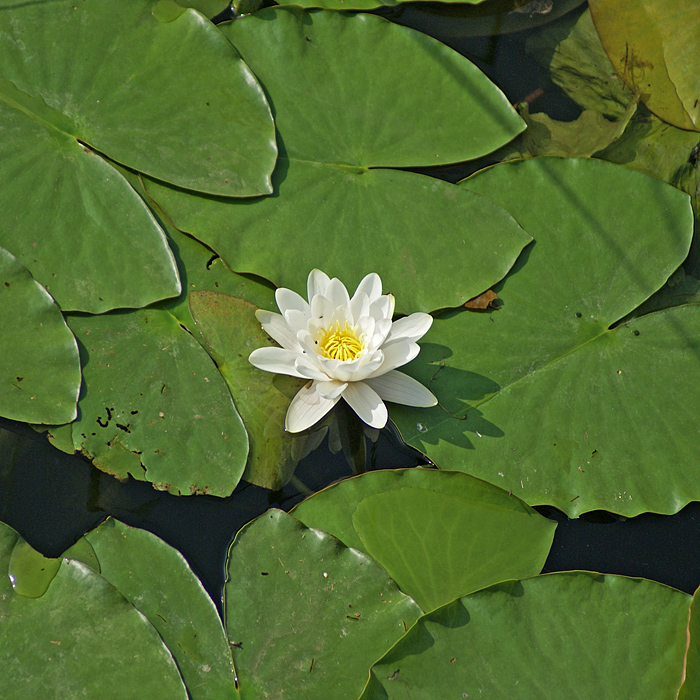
[0,523,189,700]
[86,519,240,700]
[0,0,276,312]
[146,7,530,313]
[363,572,690,699]
[588,0,700,131]
[0,247,80,424]
[292,468,556,612]
[225,509,422,700]
[391,157,696,517]
[61,307,248,496]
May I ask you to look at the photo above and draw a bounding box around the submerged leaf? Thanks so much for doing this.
[588,0,700,130]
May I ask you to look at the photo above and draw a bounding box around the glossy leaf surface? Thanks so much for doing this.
[86,519,240,700]
[0,247,80,424]
[62,308,248,496]
[292,468,556,612]
[363,572,690,699]
[146,8,530,313]
[225,509,422,700]
[391,157,696,517]
[0,0,276,311]
[0,523,188,700]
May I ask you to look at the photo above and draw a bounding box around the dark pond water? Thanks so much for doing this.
[3,0,700,613]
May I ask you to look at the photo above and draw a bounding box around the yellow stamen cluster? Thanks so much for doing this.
[319,321,364,361]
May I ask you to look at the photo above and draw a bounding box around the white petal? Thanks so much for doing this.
[349,291,370,324]
[384,313,433,345]
[255,310,302,352]
[356,314,376,342]
[352,273,382,303]
[315,380,348,400]
[294,354,331,381]
[368,341,420,376]
[325,278,351,309]
[310,294,335,322]
[286,381,340,433]
[284,308,310,334]
[249,347,307,378]
[370,294,395,322]
[307,269,331,301]
[365,370,437,407]
[318,352,383,382]
[276,287,309,318]
[342,381,388,429]
[370,318,392,348]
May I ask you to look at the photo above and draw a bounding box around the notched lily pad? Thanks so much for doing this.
[147,8,530,314]
[392,157,696,517]
[61,307,248,497]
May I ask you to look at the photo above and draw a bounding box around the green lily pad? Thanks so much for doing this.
[189,292,310,490]
[225,509,422,700]
[391,157,696,517]
[86,519,240,700]
[588,0,700,130]
[292,468,556,612]
[0,247,80,424]
[0,523,188,700]
[0,95,182,313]
[61,307,248,497]
[146,7,530,313]
[363,572,690,699]
[0,0,275,312]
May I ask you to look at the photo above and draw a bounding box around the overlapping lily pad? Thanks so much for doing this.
[189,292,310,490]
[0,0,276,311]
[391,157,696,517]
[362,572,690,699]
[588,0,700,131]
[146,7,530,313]
[60,307,248,496]
[86,519,240,700]
[0,523,189,700]
[225,509,422,700]
[292,468,556,612]
[0,247,80,424]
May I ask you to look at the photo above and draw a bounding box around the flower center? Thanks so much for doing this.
[318,321,364,361]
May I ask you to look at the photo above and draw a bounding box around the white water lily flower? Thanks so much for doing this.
[249,269,437,433]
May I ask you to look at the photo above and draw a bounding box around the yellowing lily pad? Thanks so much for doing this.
[589,0,700,130]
